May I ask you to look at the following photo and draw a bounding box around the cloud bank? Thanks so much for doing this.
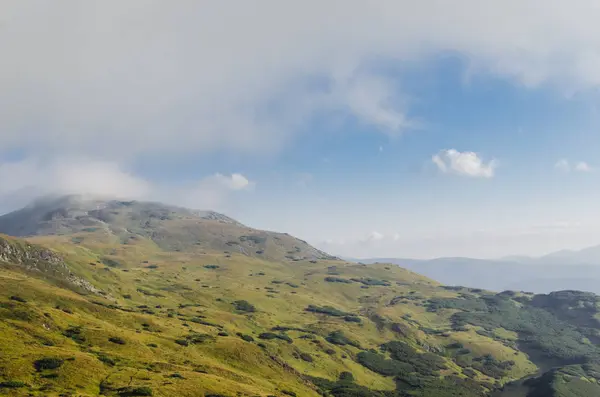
[3,1,600,161]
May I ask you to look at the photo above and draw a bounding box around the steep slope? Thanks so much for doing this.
[0,195,335,262]
[0,234,99,295]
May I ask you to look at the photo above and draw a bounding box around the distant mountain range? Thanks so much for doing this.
[355,245,600,294]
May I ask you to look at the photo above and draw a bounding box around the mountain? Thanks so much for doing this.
[358,254,600,294]
[0,195,335,263]
[2,197,600,396]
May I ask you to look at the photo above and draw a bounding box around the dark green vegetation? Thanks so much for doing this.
[1,197,600,396]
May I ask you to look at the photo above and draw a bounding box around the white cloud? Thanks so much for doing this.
[0,159,252,213]
[3,2,600,160]
[432,149,497,178]
[575,161,592,172]
[554,159,592,172]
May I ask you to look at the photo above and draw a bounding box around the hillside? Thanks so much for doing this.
[1,200,600,396]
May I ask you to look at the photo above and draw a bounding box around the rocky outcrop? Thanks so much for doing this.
[0,235,100,295]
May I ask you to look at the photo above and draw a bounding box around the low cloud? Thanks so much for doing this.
[0,159,252,214]
[432,149,497,178]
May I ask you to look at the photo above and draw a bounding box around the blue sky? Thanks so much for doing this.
[2,1,600,259]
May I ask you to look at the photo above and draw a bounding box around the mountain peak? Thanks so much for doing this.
[0,195,334,262]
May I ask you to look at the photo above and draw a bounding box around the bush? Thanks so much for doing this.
[339,371,354,383]
[204,264,219,269]
[175,339,189,346]
[117,386,153,396]
[101,257,122,268]
[281,391,297,397]
[9,295,26,303]
[324,277,353,284]
[306,305,350,317]
[0,380,27,388]
[97,354,116,366]
[299,352,313,362]
[109,336,126,345]
[233,300,256,313]
[186,333,215,344]
[34,357,64,371]
[147,343,158,348]
[237,333,254,342]
[325,331,360,348]
[63,326,86,343]
[357,351,413,376]
[258,332,292,343]
[350,278,391,286]
[344,315,362,323]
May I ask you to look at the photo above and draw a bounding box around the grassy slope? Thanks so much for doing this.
[0,230,592,396]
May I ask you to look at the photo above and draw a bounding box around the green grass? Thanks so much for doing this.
[1,229,599,396]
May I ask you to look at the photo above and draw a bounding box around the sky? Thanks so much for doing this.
[3,1,600,259]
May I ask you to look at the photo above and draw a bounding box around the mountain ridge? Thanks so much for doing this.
[0,195,336,263]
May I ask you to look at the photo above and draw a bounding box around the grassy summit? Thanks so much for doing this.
[0,197,599,396]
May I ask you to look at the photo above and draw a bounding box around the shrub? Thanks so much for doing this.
[344,315,362,323]
[98,355,116,366]
[237,333,254,342]
[117,386,153,396]
[324,277,353,284]
[9,295,26,303]
[281,391,297,397]
[101,257,122,268]
[325,331,360,348]
[64,326,86,343]
[175,339,189,346]
[233,300,256,313]
[350,278,391,286]
[204,264,219,269]
[109,336,126,345]
[218,331,229,336]
[187,333,215,344]
[339,371,354,383]
[357,351,413,376]
[258,332,292,343]
[34,357,64,371]
[147,343,158,348]
[299,352,313,362]
[0,380,27,388]
[306,305,350,317]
